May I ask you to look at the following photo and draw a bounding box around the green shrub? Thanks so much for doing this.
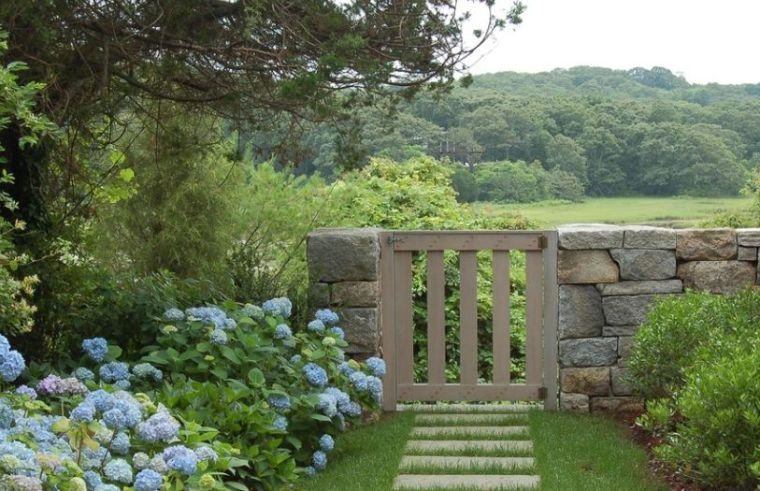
[656,345,760,488]
[628,289,760,398]
[142,301,384,488]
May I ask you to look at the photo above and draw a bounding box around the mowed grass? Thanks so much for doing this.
[300,412,415,491]
[301,410,665,490]
[474,195,751,228]
[530,411,666,491]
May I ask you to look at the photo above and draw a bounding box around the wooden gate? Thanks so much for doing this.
[379,231,558,411]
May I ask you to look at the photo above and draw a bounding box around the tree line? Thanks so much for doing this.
[255,66,760,202]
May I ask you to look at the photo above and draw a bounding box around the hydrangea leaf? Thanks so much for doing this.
[311,414,332,422]
[247,368,265,387]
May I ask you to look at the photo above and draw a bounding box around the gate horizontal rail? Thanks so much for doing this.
[380,230,558,411]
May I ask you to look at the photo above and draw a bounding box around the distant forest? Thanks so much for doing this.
[249,66,760,203]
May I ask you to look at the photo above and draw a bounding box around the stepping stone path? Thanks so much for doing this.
[393,404,540,490]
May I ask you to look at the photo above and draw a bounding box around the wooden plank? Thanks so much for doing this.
[525,250,543,385]
[459,251,478,385]
[395,251,414,386]
[379,232,398,411]
[393,232,543,252]
[397,383,543,401]
[542,232,559,410]
[427,251,446,384]
[492,251,511,384]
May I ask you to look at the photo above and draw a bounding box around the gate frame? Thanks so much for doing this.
[379,230,558,411]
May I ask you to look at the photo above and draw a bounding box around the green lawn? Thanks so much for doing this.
[300,411,664,490]
[473,196,751,228]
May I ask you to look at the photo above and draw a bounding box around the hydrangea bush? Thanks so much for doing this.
[142,300,385,488]
[0,334,243,490]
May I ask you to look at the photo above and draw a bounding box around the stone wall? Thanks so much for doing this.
[306,226,760,411]
[307,228,382,357]
[558,225,760,413]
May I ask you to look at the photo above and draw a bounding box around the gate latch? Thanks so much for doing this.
[538,236,548,249]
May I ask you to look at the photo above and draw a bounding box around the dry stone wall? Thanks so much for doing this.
[306,228,382,357]
[558,225,760,413]
[306,226,760,411]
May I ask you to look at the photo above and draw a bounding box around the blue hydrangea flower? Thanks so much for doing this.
[365,357,386,377]
[104,458,133,484]
[194,446,218,463]
[312,450,327,471]
[134,468,163,491]
[316,393,337,417]
[73,367,95,382]
[209,329,228,345]
[0,349,25,383]
[324,387,350,408]
[367,375,383,402]
[223,318,237,330]
[82,338,108,363]
[315,309,339,325]
[267,394,291,412]
[319,434,335,453]
[96,484,120,491]
[14,385,36,399]
[303,363,328,387]
[71,402,96,423]
[273,416,288,431]
[185,306,231,329]
[307,320,325,333]
[329,326,345,339]
[262,297,292,318]
[149,455,168,474]
[338,361,355,376]
[99,362,129,383]
[162,445,198,475]
[83,470,102,489]
[163,308,185,322]
[340,400,362,418]
[136,407,180,443]
[349,371,368,391]
[85,390,115,412]
[274,324,292,339]
[114,379,131,390]
[102,408,126,430]
[112,392,143,428]
[241,304,264,320]
[289,354,302,364]
[111,432,130,455]
[304,466,316,477]
[132,363,163,383]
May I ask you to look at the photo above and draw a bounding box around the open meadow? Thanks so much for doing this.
[474,196,752,228]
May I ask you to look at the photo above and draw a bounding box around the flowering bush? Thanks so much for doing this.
[0,334,243,490]
[142,300,384,488]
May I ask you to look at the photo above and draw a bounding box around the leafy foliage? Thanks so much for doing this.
[142,302,384,488]
[630,290,760,488]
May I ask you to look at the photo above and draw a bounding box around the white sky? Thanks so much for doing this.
[465,0,760,85]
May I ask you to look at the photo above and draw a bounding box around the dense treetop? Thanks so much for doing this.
[273,66,760,200]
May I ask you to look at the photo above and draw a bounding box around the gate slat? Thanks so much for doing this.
[459,251,478,385]
[427,251,446,385]
[395,251,414,386]
[380,233,397,412]
[542,232,559,410]
[525,250,543,385]
[492,251,511,384]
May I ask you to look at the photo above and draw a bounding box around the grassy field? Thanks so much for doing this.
[474,196,752,228]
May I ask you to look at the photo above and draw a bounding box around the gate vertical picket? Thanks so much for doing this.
[426,251,446,385]
[525,250,543,385]
[459,251,478,385]
[395,251,414,387]
[492,251,511,384]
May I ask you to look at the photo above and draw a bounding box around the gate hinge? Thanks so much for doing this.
[538,236,548,249]
[538,386,548,399]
